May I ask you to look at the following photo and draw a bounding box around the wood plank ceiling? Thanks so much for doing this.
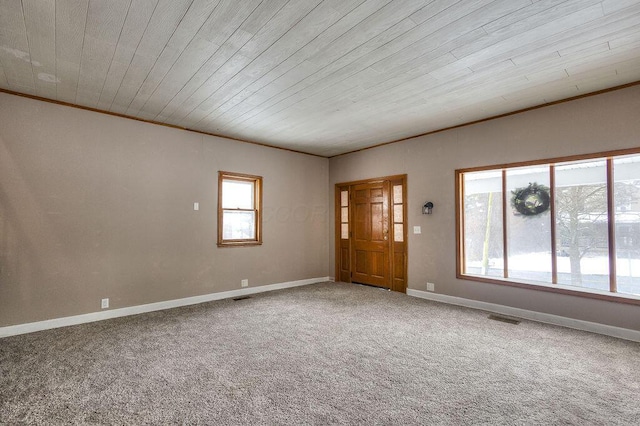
[1,0,639,157]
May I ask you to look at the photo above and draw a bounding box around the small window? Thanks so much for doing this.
[218,171,262,247]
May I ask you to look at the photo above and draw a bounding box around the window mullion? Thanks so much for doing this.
[502,169,508,279]
[550,165,558,284]
[607,158,617,293]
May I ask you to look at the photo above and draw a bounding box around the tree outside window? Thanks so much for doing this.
[459,151,640,301]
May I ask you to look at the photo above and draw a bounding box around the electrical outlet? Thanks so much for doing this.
[101,298,109,309]
[413,226,421,234]
[241,279,249,288]
[193,202,199,211]
[426,282,435,292]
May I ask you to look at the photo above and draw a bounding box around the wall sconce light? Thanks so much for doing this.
[423,202,434,215]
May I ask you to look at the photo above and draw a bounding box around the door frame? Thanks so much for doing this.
[335,174,408,292]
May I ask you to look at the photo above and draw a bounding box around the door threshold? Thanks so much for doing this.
[352,282,391,291]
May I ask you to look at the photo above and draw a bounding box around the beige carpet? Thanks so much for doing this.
[1,282,639,424]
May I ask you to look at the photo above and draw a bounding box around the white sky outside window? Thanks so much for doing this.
[222,180,254,209]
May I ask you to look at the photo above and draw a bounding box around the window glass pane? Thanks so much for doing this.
[222,211,255,240]
[463,170,504,278]
[341,190,349,207]
[555,160,609,291]
[393,205,403,223]
[393,185,403,204]
[506,166,552,282]
[341,223,349,239]
[614,155,640,296]
[394,224,404,242]
[341,207,348,223]
[222,180,253,209]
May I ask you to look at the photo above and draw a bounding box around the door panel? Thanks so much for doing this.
[340,247,349,272]
[355,250,367,273]
[354,203,369,241]
[351,181,390,288]
[371,251,385,278]
[371,203,384,240]
[393,251,404,280]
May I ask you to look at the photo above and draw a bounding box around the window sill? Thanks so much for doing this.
[217,241,263,248]
[457,273,640,306]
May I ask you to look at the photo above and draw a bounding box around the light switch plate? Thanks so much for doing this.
[193,202,199,211]
[413,226,421,234]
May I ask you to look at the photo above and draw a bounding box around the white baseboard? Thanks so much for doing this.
[0,277,329,338]
[407,289,640,343]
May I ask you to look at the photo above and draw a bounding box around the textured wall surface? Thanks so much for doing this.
[0,93,330,326]
[330,85,640,331]
[3,85,640,332]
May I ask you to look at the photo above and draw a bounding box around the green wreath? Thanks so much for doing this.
[511,183,550,216]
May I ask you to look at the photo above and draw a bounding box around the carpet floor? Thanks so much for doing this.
[1,282,639,425]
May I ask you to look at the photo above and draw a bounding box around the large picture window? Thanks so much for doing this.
[457,149,640,304]
[218,171,262,247]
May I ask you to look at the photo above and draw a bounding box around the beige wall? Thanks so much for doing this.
[0,93,330,327]
[330,85,640,331]
[3,86,640,332]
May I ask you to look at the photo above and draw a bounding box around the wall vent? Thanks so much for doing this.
[488,314,521,325]
[232,296,252,301]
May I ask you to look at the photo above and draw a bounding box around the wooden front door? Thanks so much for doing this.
[351,181,390,287]
[336,175,407,292]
